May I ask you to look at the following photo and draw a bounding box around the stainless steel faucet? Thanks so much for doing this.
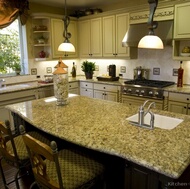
[130,100,155,129]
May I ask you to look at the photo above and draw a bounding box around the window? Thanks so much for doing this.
[0,18,26,75]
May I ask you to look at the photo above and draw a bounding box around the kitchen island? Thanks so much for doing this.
[6,95,190,189]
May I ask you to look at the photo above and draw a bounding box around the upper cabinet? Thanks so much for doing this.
[102,13,137,58]
[51,18,78,58]
[32,15,52,61]
[173,2,190,61]
[174,2,190,39]
[78,18,102,57]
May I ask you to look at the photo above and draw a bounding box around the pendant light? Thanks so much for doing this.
[138,0,164,49]
[58,0,75,52]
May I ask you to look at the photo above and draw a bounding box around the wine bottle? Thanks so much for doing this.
[71,62,76,78]
[177,61,184,87]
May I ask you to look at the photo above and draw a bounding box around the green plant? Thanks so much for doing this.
[11,62,21,71]
[81,60,95,73]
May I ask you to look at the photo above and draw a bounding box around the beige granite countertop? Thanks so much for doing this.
[0,76,123,94]
[6,95,190,179]
[164,84,190,94]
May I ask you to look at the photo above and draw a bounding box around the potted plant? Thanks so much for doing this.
[12,63,21,75]
[81,60,95,79]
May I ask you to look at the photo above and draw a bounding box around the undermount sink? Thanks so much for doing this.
[126,113,183,130]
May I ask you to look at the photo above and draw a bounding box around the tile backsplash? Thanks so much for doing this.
[5,46,190,85]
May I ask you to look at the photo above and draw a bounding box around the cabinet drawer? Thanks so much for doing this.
[80,82,93,89]
[169,92,190,103]
[94,83,118,92]
[69,82,79,89]
[0,89,37,106]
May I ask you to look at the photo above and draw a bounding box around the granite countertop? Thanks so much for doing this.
[0,76,123,94]
[1,76,190,95]
[164,84,190,94]
[6,95,190,179]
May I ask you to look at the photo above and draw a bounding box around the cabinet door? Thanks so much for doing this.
[51,19,63,58]
[80,88,93,98]
[78,20,91,57]
[174,2,190,39]
[69,88,79,95]
[38,86,54,98]
[51,18,77,58]
[78,19,102,57]
[94,90,118,102]
[103,15,116,57]
[90,18,102,57]
[94,90,104,100]
[106,91,118,102]
[69,81,79,95]
[168,101,187,114]
[116,13,130,57]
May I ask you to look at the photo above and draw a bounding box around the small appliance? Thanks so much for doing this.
[109,64,116,77]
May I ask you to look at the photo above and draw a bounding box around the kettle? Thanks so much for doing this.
[109,64,116,78]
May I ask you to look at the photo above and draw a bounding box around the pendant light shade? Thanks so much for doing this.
[58,0,75,52]
[138,0,164,49]
[58,40,75,52]
[138,35,164,49]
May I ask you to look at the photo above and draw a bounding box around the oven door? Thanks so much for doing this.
[122,95,164,110]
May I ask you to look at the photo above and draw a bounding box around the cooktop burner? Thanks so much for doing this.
[124,79,175,88]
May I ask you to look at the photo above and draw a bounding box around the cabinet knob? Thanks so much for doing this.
[184,106,187,109]
[85,89,87,91]
[103,87,106,89]
[187,98,189,101]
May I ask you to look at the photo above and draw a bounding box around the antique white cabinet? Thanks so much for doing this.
[69,81,79,95]
[173,2,190,61]
[78,18,102,57]
[174,2,190,39]
[102,13,136,58]
[168,92,190,115]
[122,96,163,110]
[0,89,38,129]
[93,83,119,102]
[51,18,77,58]
[80,81,94,98]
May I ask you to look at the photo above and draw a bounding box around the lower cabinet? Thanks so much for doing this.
[37,85,54,98]
[122,95,164,110]
[168,92,190,115]
[0,89,38,130]
[80,81,94,98]
[93,83,119,102]
[69,81,79,95]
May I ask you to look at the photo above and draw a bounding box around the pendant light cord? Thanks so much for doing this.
[63,0,71,40]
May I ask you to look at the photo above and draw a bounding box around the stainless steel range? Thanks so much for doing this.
[122,79,175,100]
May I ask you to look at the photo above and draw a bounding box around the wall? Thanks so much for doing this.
[6,1,190,85]
[32,46,190,85]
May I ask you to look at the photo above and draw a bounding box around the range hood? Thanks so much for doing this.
[122,20,173,47]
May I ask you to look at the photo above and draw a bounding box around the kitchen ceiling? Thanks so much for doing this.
[29,0,128,9]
